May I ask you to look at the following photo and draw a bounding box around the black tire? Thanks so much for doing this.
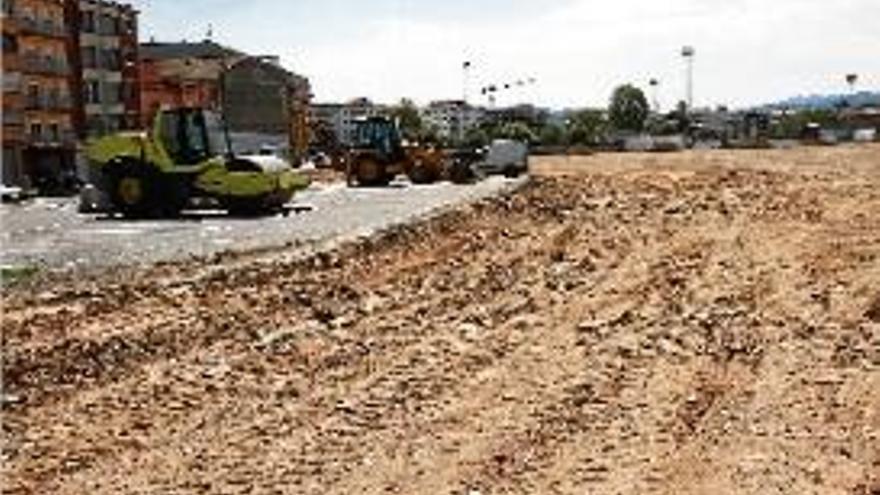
[448,160,477,184]
[106,160,160,218]
[106,159,188,218]
[408,162,438,185]
[354,157,390,187]
[504,164,523,178]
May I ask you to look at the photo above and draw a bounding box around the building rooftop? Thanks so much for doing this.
[139,40,241,61]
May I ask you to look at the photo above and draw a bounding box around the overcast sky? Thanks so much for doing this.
[131,0,879,110]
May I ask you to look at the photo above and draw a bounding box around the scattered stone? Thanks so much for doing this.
[457,322,483,340]
[1,393,24,408]
[864,296,880,323]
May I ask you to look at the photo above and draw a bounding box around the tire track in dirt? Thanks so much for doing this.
[4,146,880,494]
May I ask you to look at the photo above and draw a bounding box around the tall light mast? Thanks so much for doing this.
[681,46,695,111]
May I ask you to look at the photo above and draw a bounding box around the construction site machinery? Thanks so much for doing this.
[346,116,446,187]
[86,107,309,217]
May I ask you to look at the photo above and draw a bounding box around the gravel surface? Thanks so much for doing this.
[0,176,523,273]
[3,146,879,494]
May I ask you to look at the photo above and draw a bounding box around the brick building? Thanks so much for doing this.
[139,40,312,157]
[3,0,75,190]
[2,0,139,191]
[138,40,237,126]
[2,0,26,187]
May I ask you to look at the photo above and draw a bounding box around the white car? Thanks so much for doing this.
[1,185,23,203]
[473,140,529,177]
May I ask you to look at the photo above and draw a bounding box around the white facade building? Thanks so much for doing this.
[310,98,386,145]
[421,100,484,140]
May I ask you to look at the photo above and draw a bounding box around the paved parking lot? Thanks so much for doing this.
[0,177,523,272]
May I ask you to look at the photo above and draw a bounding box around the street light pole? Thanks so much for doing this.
[845,73,858,104]
[461,61,472,144]
[649,78,660,113]
[682,46,695,112]
[462,61,472,104]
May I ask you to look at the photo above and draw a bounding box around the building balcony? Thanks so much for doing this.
[85,103,125,115]
[26,131,77,148]
[25,95,73,111]
[3,111,24,126]
[80,32,120,47]
[18,16,67,39]
[3,72,22,92]
[21,56,70,77]
[82,68,123,81]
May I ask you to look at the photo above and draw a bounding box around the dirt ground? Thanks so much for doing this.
[3,145,879,494]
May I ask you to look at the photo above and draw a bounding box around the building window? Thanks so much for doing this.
[84,80,100,104]
[48,87,59,108]
[30,123,42,139]
[87,116,105,137]
[101,49,121,70]
[27,84,39,108]
[104,82,121,104]
[81,46,97,69]
[81,10,95,33]
[2,0,15,16]
[48,123,60,141]
[2,33,17,53]
[98,14,118,35]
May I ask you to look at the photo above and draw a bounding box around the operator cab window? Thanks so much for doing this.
[158,109,213,165]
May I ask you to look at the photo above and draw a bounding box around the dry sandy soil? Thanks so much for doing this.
[3,145,879,494]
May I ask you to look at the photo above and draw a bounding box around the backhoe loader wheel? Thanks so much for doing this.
[449,160,477,184]
[354,157,390,187]
[408,162,438,185]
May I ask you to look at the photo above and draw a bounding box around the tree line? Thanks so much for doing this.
[387,84,653,148]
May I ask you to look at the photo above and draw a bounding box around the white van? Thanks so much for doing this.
[474,140,529,177]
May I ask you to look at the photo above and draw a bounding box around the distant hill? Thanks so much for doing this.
[762,91,880,110]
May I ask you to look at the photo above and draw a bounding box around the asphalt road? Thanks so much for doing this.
[0,177,524,273]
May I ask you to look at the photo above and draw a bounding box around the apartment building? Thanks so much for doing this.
[2,0,26,186]
[2,0,139,190]
[310,98,387,146]
[70,0,140,138]
[3,0,76,190]
[421,100,485,141]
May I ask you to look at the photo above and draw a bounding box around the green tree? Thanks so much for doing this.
[567,109,607,145]
[463,127,490,148]
[609,84,650,132]
[771,109,840,139]
[389,98,424,140]
[539,123,565,146]
[493,122,538,144]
